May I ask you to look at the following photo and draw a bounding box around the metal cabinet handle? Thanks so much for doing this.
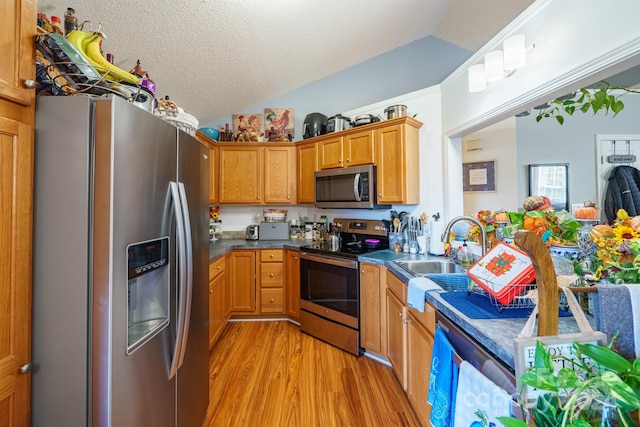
[397,312,403,317]
[23,79,36,89]
[361,270,365,274]
[270,298,274,302]
[378,193,382,197]
[209,289,213,294]
[346,158,350,162]
[269,273,274,277]
[338,159,342,163]
[403,319,409,324]
[19,363,32,374]
[217,265,221,270]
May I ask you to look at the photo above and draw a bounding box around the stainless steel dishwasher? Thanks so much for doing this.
[435,311,517,397]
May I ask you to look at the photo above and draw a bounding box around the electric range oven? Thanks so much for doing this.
[299,218,388,355]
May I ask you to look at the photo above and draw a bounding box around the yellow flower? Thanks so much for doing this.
[617,209,629,221]
[614,224,639,243]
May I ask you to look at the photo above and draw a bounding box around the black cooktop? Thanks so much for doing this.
[300,218,389,259]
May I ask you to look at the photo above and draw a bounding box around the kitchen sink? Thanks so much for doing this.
[394,259,471,292]
[395,259,467,275]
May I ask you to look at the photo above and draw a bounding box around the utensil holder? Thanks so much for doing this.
[389,232,404,252]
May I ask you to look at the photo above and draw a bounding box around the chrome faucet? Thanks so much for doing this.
[441,216,488,256]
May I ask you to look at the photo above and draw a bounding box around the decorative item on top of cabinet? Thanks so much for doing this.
[258,250,285,314]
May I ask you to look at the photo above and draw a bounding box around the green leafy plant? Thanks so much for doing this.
[535,82,640,125]
[497,339,640,427]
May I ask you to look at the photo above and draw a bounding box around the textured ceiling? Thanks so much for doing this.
[38,0,533,125]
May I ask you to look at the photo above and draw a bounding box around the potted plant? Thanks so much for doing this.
[535,81,640,125]
[498,339,640,427]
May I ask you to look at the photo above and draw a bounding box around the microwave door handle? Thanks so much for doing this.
[353,173,362,202]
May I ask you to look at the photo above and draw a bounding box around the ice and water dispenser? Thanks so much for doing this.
[126,237,170,354]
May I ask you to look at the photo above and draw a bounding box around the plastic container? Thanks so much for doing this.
[459,240,474,269]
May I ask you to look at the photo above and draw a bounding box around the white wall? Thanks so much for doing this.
[440,0,640,219]
[462,117,518,215]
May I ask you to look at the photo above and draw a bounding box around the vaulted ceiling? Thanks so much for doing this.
[37,0,534,124]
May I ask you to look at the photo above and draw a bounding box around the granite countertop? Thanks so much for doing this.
[360,250,594,370]
[208,238,311,261]
[208,242,593,371]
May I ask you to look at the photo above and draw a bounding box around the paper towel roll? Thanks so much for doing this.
[429,220,446,255]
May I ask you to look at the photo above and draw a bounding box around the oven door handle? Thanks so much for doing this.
[300,252,358,269]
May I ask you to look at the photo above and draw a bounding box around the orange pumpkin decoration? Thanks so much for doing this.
[574,206,599,219]
[494,211,508,222]
[630,215,640,232]
[523,216,549,235]
[589,224,614,241]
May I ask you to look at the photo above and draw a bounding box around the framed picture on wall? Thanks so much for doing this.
[463,160,496,192]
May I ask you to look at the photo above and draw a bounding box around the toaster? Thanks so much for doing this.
[245,224,259,240]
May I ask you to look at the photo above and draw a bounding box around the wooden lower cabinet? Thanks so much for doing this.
[258,249,285,314]
[228,250,257,313]
[360,263,387,357]
[285,250,300,321]
[208,256,226,348]
[386,288,407,389]
[407,309,435,425]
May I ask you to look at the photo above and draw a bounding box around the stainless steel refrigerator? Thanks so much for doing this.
[32,96,209,427]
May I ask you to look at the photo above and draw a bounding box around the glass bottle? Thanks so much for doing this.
[50,16,64,35]
[64,8,77,35]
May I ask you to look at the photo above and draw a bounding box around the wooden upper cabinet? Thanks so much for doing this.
[344,129,374,167]
[264,146,296,204]
[194,130,218,204]
[318,135,344,169]
[219,145,263,203]
[318,130,374,170]
[375,120,420,205]
[209,145,218,204]
[0,0,36,106]
[296,141,318,204]
[217,142,296,205]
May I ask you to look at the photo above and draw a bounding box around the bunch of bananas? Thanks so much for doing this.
[66,29,139,85]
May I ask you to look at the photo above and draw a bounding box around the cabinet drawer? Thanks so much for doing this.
[260,288,284,313]
[408,302,436,334]
[208,256,225,281]
[261,249,283,262]
[386,270,407,304]
[260,262,284,287]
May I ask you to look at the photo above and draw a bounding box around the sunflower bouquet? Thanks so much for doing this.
[589,209,640,283]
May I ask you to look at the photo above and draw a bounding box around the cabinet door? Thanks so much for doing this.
[407,311,434,425]
[0,0,36,106]
[209,272,225,348]
[285,250,300,321]
[228,250,256,312]
[375,123,420,204]
[345,130,374,167]
[296,142,317,203]
[209,145,218,204]
[360,263,387,356]
[0,114,34,427]
[318,135,344,169]
[386,289,406,389]
[264,146,296,204]
[219,146,262,203]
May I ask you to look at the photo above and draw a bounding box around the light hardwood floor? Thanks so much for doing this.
[204,321,422,427]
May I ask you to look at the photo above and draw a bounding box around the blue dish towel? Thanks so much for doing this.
[407,277,442,312]
[428,327,459,427]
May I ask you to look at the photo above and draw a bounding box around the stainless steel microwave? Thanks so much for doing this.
[314,164,390,209]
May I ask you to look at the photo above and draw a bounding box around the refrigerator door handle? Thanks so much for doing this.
[176,182,193,370]
[169,181,188,379]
